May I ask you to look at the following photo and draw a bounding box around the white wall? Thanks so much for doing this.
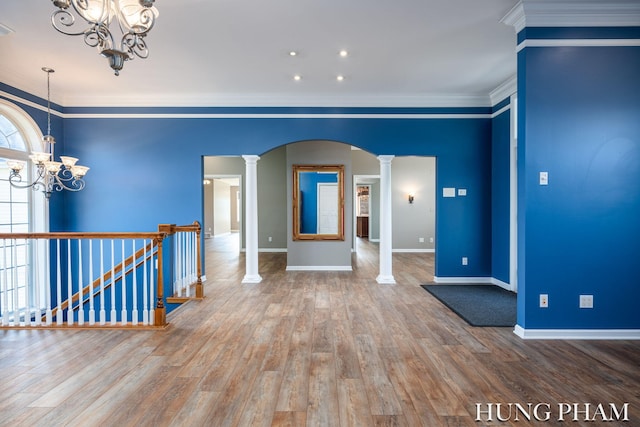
[213,179,231,235]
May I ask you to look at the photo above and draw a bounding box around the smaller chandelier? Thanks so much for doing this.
[50,0,159,76]
[7,68,89,199]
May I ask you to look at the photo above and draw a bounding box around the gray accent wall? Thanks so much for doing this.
[286,141,353,269]
[204,147,435,256]
[392,156,436,251]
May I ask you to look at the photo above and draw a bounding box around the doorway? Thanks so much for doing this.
[203,175,242,253]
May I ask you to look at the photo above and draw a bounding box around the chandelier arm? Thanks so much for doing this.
[51,173,86,192]
[122,33,149,59]
[51,9,86,36]
[8,167,47,191]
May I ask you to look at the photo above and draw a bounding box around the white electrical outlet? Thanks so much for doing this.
[268,236,273,242]
[539,294,548,308]
[579,295,594,309]
[462,257,468,266]
[429,237,434,243]
[419,237,425,243]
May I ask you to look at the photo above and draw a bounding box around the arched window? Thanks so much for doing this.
[0,99,48,320]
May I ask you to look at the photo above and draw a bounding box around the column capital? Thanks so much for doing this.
[242,155,261,164]
[377,155,395,164]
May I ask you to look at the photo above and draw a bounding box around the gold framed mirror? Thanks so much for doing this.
[292,164,345,241]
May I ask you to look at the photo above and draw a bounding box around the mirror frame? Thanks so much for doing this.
[292,164,345,241]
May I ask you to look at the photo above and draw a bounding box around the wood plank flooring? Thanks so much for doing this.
[0,235,638,426]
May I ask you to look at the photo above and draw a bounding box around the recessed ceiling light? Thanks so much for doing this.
[289,51,298,57]
[339,50,348,58]
[336,75,345,81]
[293,75,302,81]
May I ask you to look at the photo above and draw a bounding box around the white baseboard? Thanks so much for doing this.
[286,265,353,271]
[369,238,380,242]
[240,248,288,253]
[490,277,513,291]
[432,276,515,292]
[433,276,493,284]
[392,249,435,253]
[514,325,640,340]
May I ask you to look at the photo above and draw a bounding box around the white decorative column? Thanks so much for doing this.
[377,155,396,284]
[242,155,262,283]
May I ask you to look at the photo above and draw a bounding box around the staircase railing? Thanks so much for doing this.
[0,221,203,329]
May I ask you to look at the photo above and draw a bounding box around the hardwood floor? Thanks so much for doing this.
[0,235,638,426]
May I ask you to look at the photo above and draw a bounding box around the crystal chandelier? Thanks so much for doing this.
[6,68,89,199]
[50,0,159,76]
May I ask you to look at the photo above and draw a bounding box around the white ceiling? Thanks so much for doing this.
[0,0,518,107]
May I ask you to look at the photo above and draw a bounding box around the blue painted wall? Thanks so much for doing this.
[517,28,640,329]
[54,114,493,280]
[491,104,511,284]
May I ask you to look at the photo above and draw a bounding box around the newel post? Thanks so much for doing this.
[155,225,174,327]
[194,220,204,298]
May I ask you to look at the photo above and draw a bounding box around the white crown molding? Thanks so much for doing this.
[502,0,640,33]
[1,66,493,108]
[490,75,517,106]
[514,325,640,340]
[0,90,63,118]
[517,38,640,52]
[57,93,493,109]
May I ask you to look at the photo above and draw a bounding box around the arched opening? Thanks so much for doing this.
[202,140,435,284]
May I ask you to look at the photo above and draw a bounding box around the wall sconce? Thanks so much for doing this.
[408,193,414,204]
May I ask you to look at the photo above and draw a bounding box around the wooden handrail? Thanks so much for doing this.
[1,221,202,328]
[0,232,166,240]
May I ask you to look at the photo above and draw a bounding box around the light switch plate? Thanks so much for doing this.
[539,171,548,185]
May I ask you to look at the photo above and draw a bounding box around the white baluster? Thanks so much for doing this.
[131,239,138,326]
[142,239,149,325]
[149,241,155,326]
[88,239,95,325]
[56,239,63,325]
[44,239,52,325]
[186,232,192,297]
[110,240,116,325]
[121,240,127,325]
[31,239,40,326]
[67,239,73,326]
[1,239,8,326]
[12,240,18,325]
[99,240,106,325]
[77,240,84,326]
[21,239,30,326]
[175,233,181,297]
